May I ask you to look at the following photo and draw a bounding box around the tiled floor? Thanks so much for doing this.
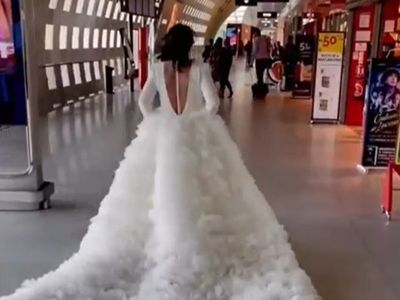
[1,65,400,299]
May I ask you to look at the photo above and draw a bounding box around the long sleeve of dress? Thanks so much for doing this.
[200,63,220,115]
[138,68,157,117]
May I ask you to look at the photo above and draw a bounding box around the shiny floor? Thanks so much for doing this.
[1,64,400,300]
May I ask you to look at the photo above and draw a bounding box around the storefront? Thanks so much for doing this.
[322,11,348,32]
[336,0,380,126]
[339,0,400,126]
[378,0,400,58]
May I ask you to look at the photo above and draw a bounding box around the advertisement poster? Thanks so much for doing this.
[0,0,27,126]
[0,0,14,71]
[312,32,345,121]
[361,59,400,167]
[226,25,238,47]
[293,35,315,98]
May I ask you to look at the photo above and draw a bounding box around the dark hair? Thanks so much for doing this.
[214,37,223,49]
[381,69,400,85]
[159,24,194,72]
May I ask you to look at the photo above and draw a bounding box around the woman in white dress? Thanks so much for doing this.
[0,25,319,300]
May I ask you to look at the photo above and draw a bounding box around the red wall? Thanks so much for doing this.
[379,0,400,57]
[345,4,376,126]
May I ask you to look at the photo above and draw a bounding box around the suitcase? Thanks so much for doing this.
[252,83,269,99]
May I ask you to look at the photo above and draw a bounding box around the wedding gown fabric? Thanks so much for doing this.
[1,62,320,300]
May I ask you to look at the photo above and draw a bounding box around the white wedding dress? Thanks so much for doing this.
[1,61,320,300]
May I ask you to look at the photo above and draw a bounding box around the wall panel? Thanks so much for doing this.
[30,0,130,115]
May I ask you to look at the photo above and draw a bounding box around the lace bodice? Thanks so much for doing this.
[138,61,220,117]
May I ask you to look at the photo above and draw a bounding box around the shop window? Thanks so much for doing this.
[72,27,80,49]
[73,63,82,84]
[63,0,73,12]
[61,65,71,87]
[45,24,54,50]
[84,62,92,82]
[45,66,57,90]
[59,25,68,49]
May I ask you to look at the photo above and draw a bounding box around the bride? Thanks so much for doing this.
[1,24,319,300]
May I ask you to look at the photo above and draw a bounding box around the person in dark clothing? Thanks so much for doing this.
[202,38,214,62]
[277,41,284,58]
[282,36,298,90]
[210,37,223,82]
[218,38,234,98]
[244,40,253,67]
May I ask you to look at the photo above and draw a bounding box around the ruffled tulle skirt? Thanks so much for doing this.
[1,111,320,300]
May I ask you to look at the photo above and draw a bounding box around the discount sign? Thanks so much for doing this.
[311,32,345,122]
[318,32,344,55]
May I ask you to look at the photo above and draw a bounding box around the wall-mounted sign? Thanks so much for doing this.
[257,12,278,19]
[311,32,345,122]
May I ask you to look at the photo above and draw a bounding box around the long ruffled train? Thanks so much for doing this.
[1,111,320,300]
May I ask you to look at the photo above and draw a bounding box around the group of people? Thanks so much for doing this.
[202,37,234,99]
[249,31,299,88]
[0,23,319,300]
[202,29,300,94]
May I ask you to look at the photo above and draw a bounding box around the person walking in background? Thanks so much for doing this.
[218,38,234,98]
[209,37,222,83]
[244,40,253,67]
[277,41,284,59]
[202,38,214,63]
[252,29,272,85]
[282,35,298,90]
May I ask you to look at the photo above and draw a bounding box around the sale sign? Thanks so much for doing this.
[311,32,345,122]
[293,35,315,98]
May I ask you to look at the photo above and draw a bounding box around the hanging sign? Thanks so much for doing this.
[361,59,400,167]
[293,35,315,98]
[311,32,345,122]
[257,12,278,19]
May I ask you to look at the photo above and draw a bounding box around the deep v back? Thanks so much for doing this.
[162,62,192,115]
